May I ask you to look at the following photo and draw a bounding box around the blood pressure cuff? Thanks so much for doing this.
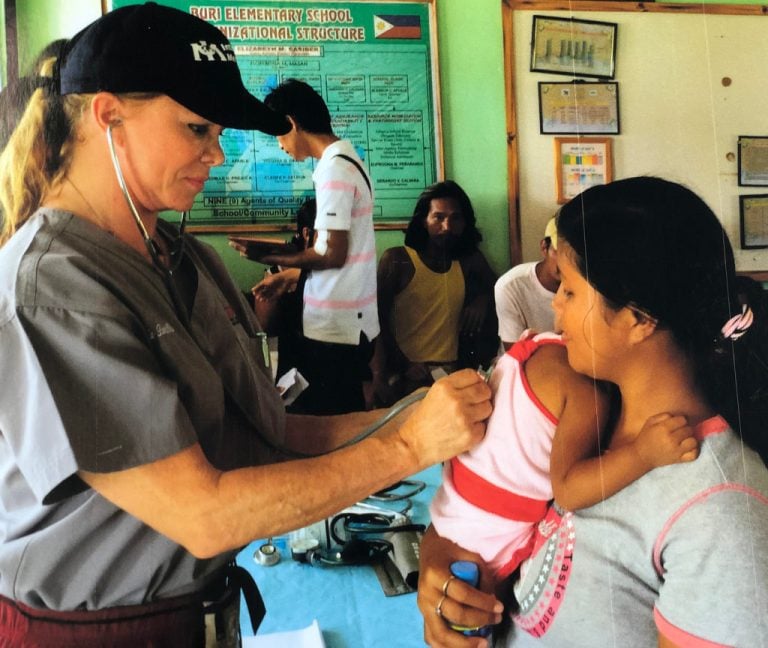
[372,529,424,596]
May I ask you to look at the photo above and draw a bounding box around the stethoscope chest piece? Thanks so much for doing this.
[254,541,281,567]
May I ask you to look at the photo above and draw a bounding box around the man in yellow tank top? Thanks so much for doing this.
[373,181,498,406]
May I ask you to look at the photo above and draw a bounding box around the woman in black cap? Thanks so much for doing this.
[0,4,491,645]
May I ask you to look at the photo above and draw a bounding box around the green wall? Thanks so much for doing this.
[435,0,509,272]
[15,0,99,73]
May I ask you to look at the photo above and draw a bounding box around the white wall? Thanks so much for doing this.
[512,9,768,272]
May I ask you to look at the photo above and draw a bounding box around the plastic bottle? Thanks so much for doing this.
[448,561,491,637]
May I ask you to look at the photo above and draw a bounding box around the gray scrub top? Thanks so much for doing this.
[0,209,286,610]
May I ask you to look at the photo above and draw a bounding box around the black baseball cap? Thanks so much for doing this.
[58,2,290,135]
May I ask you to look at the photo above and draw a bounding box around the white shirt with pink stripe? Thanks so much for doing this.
[303,139,379,345]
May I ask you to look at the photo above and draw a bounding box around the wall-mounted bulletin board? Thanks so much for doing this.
[502,1,768,279]
[108,0,441,231]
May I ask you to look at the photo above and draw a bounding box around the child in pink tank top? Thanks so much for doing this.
[430,332,699,581]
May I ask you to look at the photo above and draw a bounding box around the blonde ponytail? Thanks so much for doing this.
[0,90,52,244]
[0,57,86,246]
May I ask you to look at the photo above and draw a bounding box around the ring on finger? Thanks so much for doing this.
[436,594,447,618]
[442,575,456,597]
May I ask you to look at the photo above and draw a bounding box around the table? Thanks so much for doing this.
[237,465,442,647]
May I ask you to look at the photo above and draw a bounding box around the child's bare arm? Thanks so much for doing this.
[548,359,612,511]
[551,371,699,510]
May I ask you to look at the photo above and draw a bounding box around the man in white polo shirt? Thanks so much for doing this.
[494,216,560,350]
[244,79,378,414]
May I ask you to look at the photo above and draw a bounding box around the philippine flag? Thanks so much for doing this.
[374,14,421,39]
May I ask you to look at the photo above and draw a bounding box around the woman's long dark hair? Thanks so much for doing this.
[558,176,768,463]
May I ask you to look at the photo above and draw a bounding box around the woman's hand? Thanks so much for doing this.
[417,526,503,647]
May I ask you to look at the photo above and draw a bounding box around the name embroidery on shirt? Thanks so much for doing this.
[149,322,175,339]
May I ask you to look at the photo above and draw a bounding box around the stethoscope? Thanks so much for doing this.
[104,126,475,555]
[106,124,191,324]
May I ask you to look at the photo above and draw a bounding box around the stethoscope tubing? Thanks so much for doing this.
[106,124,190,324]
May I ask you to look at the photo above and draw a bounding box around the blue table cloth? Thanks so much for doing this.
[238,464,442,647]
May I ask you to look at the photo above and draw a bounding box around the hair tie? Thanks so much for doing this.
[721,304,754,341]
[31,76,59,95]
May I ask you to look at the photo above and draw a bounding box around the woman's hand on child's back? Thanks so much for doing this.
[633,413,700,469]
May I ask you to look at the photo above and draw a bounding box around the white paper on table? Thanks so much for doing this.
[242,619,325,648]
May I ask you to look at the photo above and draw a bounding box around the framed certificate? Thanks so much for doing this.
[738,136,768,187]
[539,81,619,135]
[739,194,768,249]
[554,137,613,204]
[530,15,617,79]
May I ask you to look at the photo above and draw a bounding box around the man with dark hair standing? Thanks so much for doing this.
[232,78,378,414]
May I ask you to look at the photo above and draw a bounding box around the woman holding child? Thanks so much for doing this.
[418,176,768,647]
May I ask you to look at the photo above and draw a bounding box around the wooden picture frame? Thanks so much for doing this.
[738,136,768,187]
[555,137,613,204]
[538,81,619,134]
[530,15,617,79]
[739,194,768,249]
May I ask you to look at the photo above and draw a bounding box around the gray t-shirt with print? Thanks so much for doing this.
[503,418,768,647]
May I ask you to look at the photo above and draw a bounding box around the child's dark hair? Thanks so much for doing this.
[404,180,482,258]
[557,176,768,463]
[264,79,332,135]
